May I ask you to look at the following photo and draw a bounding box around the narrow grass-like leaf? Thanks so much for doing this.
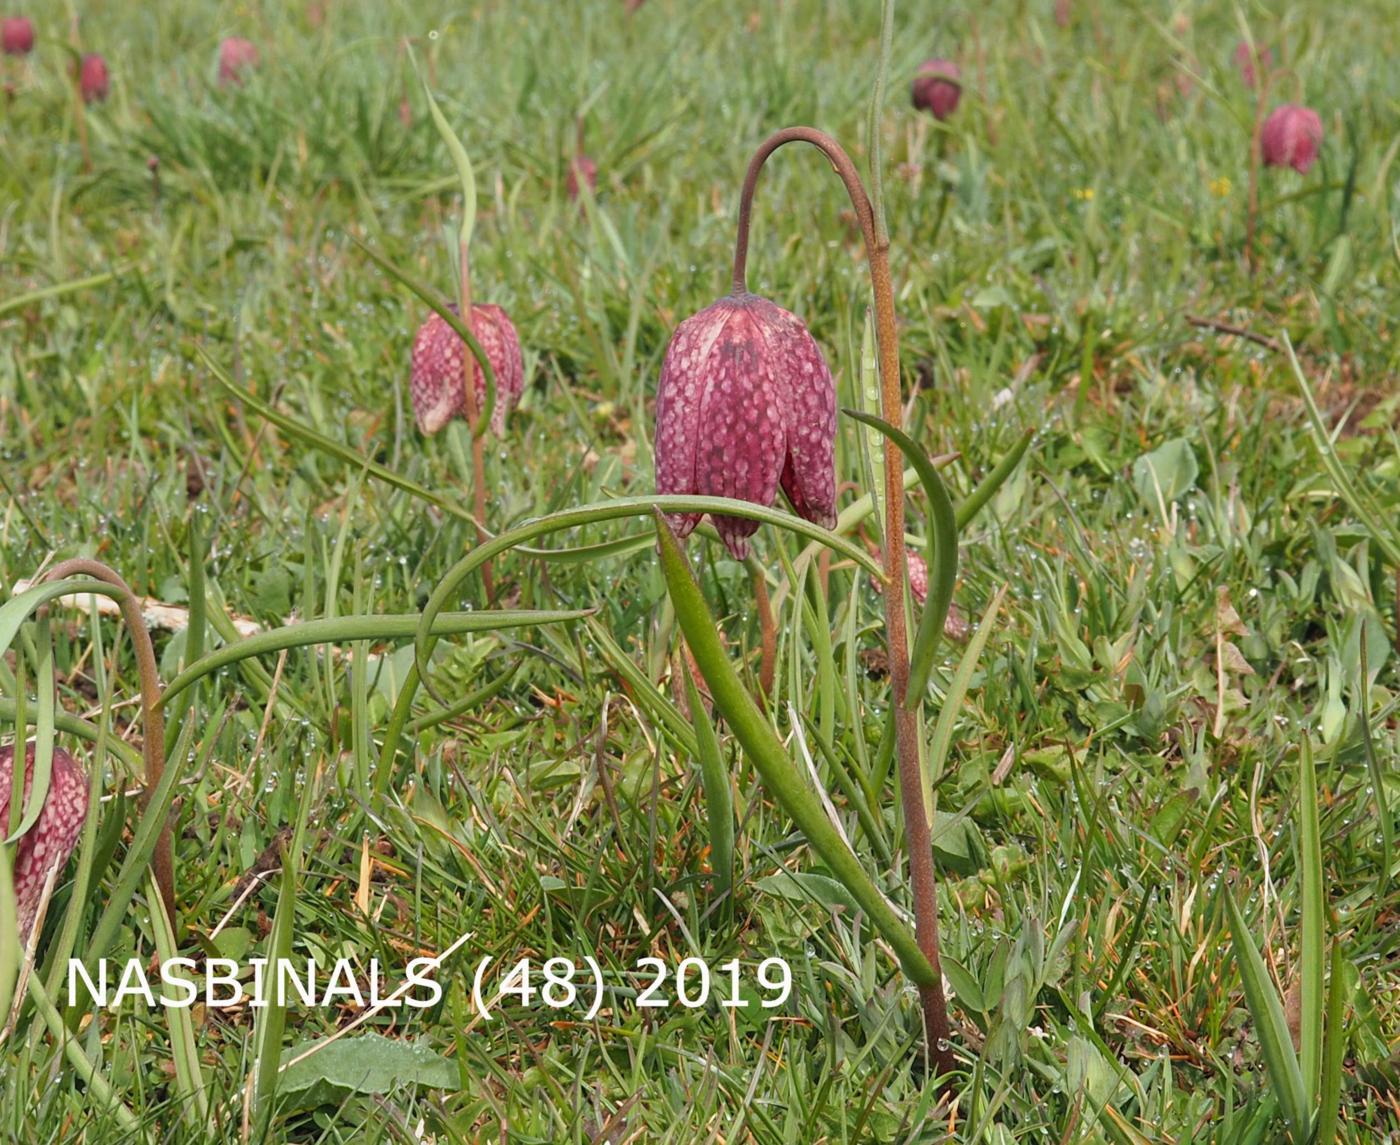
[148,874,209,1123]
[956,428,1035,530]
[1315,937,1348,1145]
[23,973,141,1135]
[687,672,734,904]
[1359,633,1390,893]
[0,266,132,319]
[1298,736,1325,1100]
[412,495,883,703]
[1224,892,1310,1141]
[925,587,1006,827]
[250,757,318,1136]
[159,609,587,707]
[410,47,476,247]
[1287,334,1400,566]
[0,843,17,1026]
[844,409,958,704]
[202,345,479,524]
[653,510,936,986]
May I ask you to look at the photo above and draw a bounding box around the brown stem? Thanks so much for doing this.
[731,126,954,1076]
[39,559,175,923]
[457,241,494,598]
[749,565,776,699]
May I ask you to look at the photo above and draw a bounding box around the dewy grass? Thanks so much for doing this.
[2,0,1399,1138]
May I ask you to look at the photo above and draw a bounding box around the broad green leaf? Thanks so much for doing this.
[279,1033,458,1112]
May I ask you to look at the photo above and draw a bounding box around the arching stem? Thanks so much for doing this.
[731,126,954,1077]
[40,560,175,923]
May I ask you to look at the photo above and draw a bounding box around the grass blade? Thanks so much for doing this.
[1298,737,1325,1100]
[653,509,936,987]
[843,409,958,704]
[1224,892,1310,1141]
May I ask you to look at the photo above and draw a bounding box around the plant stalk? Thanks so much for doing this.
[731,126,954,1075]
[457,241,493,598]
[39,559,175,924]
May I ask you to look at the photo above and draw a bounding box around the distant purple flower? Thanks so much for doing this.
[1232,40,1272,89]
[79,53,108,103]
[654,292,836,559]
[1232,40,1276,88]
[567,154,598,201]
[911,58,961,121]
[1,743,88,944]
[218,37,259,86]
[410,303,524,436]
[1,15,33,56]
[1261,104,1322,173]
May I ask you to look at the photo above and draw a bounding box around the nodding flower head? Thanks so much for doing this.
[410,303,524,437]
[0,743,88,944]
[79,53,108,103]
[566,154,598,202]
[911,58,961,121]
[217,37,259,86]
[654,291,836,560]
[1261,103,1323,173]
[1232,40,1272,88]
[1,16,33,56]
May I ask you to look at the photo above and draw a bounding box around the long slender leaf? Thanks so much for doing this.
[201,345,479,524]
[159,608,588,707]
[1298,737,1325,1100]
[843,409,958,704]
[1314,938,1349,1145]
[653,509,935,987]
[924,586,1006,829]
[1224,893,1310,1141]
[687,672,734,904]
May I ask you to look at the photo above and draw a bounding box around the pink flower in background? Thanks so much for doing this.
[911,58,961,121]
[79,53,108,103]
[654,292,836,559]
[1,743,88,944]
[1261,104,1322,173]
[410,304,524,436]
[218,37,259,86]
[1,15,33,56]
[1232,40,1273,88]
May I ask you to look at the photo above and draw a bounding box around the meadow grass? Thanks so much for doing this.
[2,0,1398,1140]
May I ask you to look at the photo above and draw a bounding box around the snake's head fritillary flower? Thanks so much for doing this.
[1,16,33,55]
[410,303,524,437]
[218,37,259,86]
[566,154,598,202]
[1232,40,1272,89]
[79,53,108,103]
[654,291,836,560]
[1261,104,1323,173]
[911,58,961,121]
[1,743,88,944]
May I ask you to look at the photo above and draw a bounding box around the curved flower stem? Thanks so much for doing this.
[40,559,175,924]
[458,243,494,598]
[731,126,954,1076]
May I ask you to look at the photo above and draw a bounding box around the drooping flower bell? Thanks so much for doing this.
[79,52,108,103]
[410,303,524,437]
[1261,104,1322,173]
[1232,40,1272,89]
[654,291,836,559]
[911,58,961,121]
[217,36,259,86]
[1,743,88,944]
[1,15,33,56]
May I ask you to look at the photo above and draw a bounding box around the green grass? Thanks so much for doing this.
[3,0,1399,1140]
